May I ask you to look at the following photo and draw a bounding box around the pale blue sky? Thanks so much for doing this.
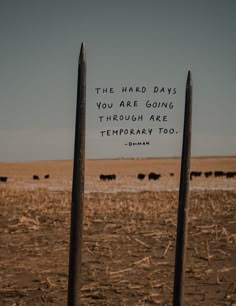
[0,0,235,161]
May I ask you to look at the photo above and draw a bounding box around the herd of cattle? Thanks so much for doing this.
[0,174,50,183]
[99,171,236,181]
[32,174,50,180]
[190,171,236,180]
[0,171,235,184]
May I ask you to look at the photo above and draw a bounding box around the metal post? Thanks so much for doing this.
[67,43,86,306]
[173,71,192,306]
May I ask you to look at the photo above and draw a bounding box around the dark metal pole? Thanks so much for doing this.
[173,71,192,306]
[67,43,86,306]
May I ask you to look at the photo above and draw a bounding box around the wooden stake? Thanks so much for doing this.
[173,71,192,306]
[67,43,86,306]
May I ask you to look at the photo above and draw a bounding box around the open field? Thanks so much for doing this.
[0,157,236,305]
[0,156,236,192]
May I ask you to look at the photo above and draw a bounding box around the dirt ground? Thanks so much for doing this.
[0,157,236,305]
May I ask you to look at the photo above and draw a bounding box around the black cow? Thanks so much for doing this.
[100,174,105,181]
[214,171,225,177]
[111,174,116,180]
[100,174,116,181]
[137,173,145,180]
[226,171,236,178]
[33,175,40,180]
[148,172,161,180]
[44,174,50,179]
[0,176,8,182]
[190,171,202,180]
[204,171,213,178]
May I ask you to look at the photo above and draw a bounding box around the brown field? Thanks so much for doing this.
[0,156,236,192]
[0,157,236,305]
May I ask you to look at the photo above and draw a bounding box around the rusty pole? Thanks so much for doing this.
[67,43,86,306]
[173,71,192,306]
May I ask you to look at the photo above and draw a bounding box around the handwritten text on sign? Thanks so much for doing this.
[95,85,178,147]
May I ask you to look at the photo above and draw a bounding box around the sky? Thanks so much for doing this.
[0,0,235,161]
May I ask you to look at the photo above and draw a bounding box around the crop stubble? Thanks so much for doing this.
[0,158,236,305]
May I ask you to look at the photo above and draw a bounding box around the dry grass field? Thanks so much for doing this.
[1,156,236,192]
[0,157,236,305]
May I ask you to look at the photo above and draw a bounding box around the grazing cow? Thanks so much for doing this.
[226,171,236,178]
[100,174,116,181]
[137,173,145,180]
[190,171,202,180]
[214,171,225,177]
[204,171,213,178]
[33,175,39,180]
[0,176,8,182]
[44,174,50,179]
[169,173,174,177]
[100,174,105,181]
[148,172,161,180]
[111,174,116,180]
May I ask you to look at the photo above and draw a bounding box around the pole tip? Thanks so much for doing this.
[79,42,86,61]
[187,70,192,86]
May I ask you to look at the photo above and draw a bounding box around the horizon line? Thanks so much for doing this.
[0,155,236,163]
